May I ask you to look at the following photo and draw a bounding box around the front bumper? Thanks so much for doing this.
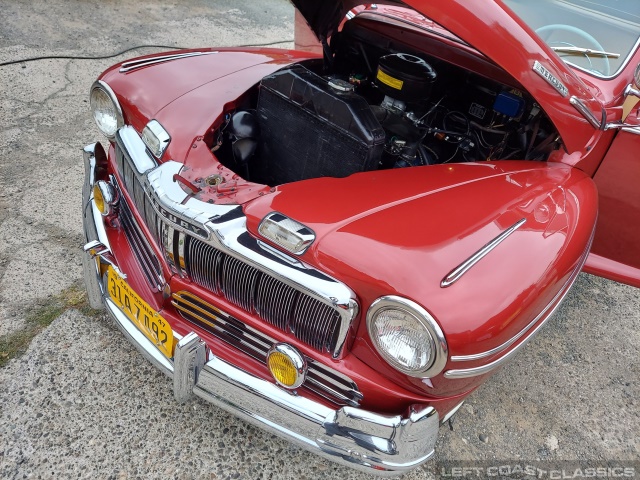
[81,142,440,476]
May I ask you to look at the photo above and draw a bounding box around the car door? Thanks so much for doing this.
[588,111,640,286]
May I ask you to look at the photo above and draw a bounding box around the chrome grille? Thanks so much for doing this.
[186,238,223,293]
[114,145,165,290]
[172,291,362,407]
[118,193,163,290]
[293,295,340,351]
[221,256,260,311]
[255,276,297,331]
[116,145,161,243]
[185,237,343,353]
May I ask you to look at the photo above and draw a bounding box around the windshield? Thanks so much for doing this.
[502,0,640,77]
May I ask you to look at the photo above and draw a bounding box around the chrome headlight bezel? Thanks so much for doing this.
[90,80,124,139]
[366,296,448,378]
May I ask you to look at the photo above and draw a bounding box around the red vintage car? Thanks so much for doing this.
[82,0,640,475]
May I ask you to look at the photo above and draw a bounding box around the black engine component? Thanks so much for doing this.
[375,53,436,102]
[254,65,385,185]
[213,38,557,184]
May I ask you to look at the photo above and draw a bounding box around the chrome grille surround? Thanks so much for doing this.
[113,126,359,358]
[113,178,164,291]
[171,291,363,407]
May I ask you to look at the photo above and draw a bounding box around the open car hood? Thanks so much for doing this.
[292,0,603,154]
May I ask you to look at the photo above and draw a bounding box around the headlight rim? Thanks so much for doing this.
[366,295,448,378]
[90,80,124,139]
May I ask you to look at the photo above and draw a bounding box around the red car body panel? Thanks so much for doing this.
[588,126,640,285]
[243,162,597,395]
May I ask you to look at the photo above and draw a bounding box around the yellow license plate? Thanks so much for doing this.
[107,266,174,358]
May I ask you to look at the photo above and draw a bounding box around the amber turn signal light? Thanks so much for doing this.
[93,180,117,216]
[266,344,306,389]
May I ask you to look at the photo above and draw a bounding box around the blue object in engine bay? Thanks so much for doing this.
[493,90,525,118]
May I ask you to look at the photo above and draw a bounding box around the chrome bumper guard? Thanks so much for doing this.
[82,143,440,476]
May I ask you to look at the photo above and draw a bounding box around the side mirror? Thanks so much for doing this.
[624,84,640,99]
[621,63,640,120]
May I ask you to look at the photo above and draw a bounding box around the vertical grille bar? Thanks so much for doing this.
[118,197,163,291]
[292,296,340,351]
[256,276,297,331]
[186,239,222,294]
[222,256,260,312]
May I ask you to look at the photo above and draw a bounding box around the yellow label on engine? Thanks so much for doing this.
[377,69,404,90]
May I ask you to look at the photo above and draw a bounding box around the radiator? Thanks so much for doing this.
[255,65,385,185]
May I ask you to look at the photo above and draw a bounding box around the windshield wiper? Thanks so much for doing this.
[551,46,620,58]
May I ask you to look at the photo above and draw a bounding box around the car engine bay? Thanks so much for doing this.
[213,22,561,186]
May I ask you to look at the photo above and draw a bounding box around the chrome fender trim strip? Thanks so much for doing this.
[450,266,577,363]
[445,228,594,378]
[119,51,219,73]
[441,218,526,288]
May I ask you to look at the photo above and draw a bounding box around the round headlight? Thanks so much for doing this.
[367,296,447,378]
[90,80,123,138]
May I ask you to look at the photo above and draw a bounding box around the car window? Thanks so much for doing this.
[502,0,640,77]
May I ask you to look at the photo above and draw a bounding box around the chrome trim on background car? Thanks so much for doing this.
[441,218,526,288]
[119,51,219,73]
